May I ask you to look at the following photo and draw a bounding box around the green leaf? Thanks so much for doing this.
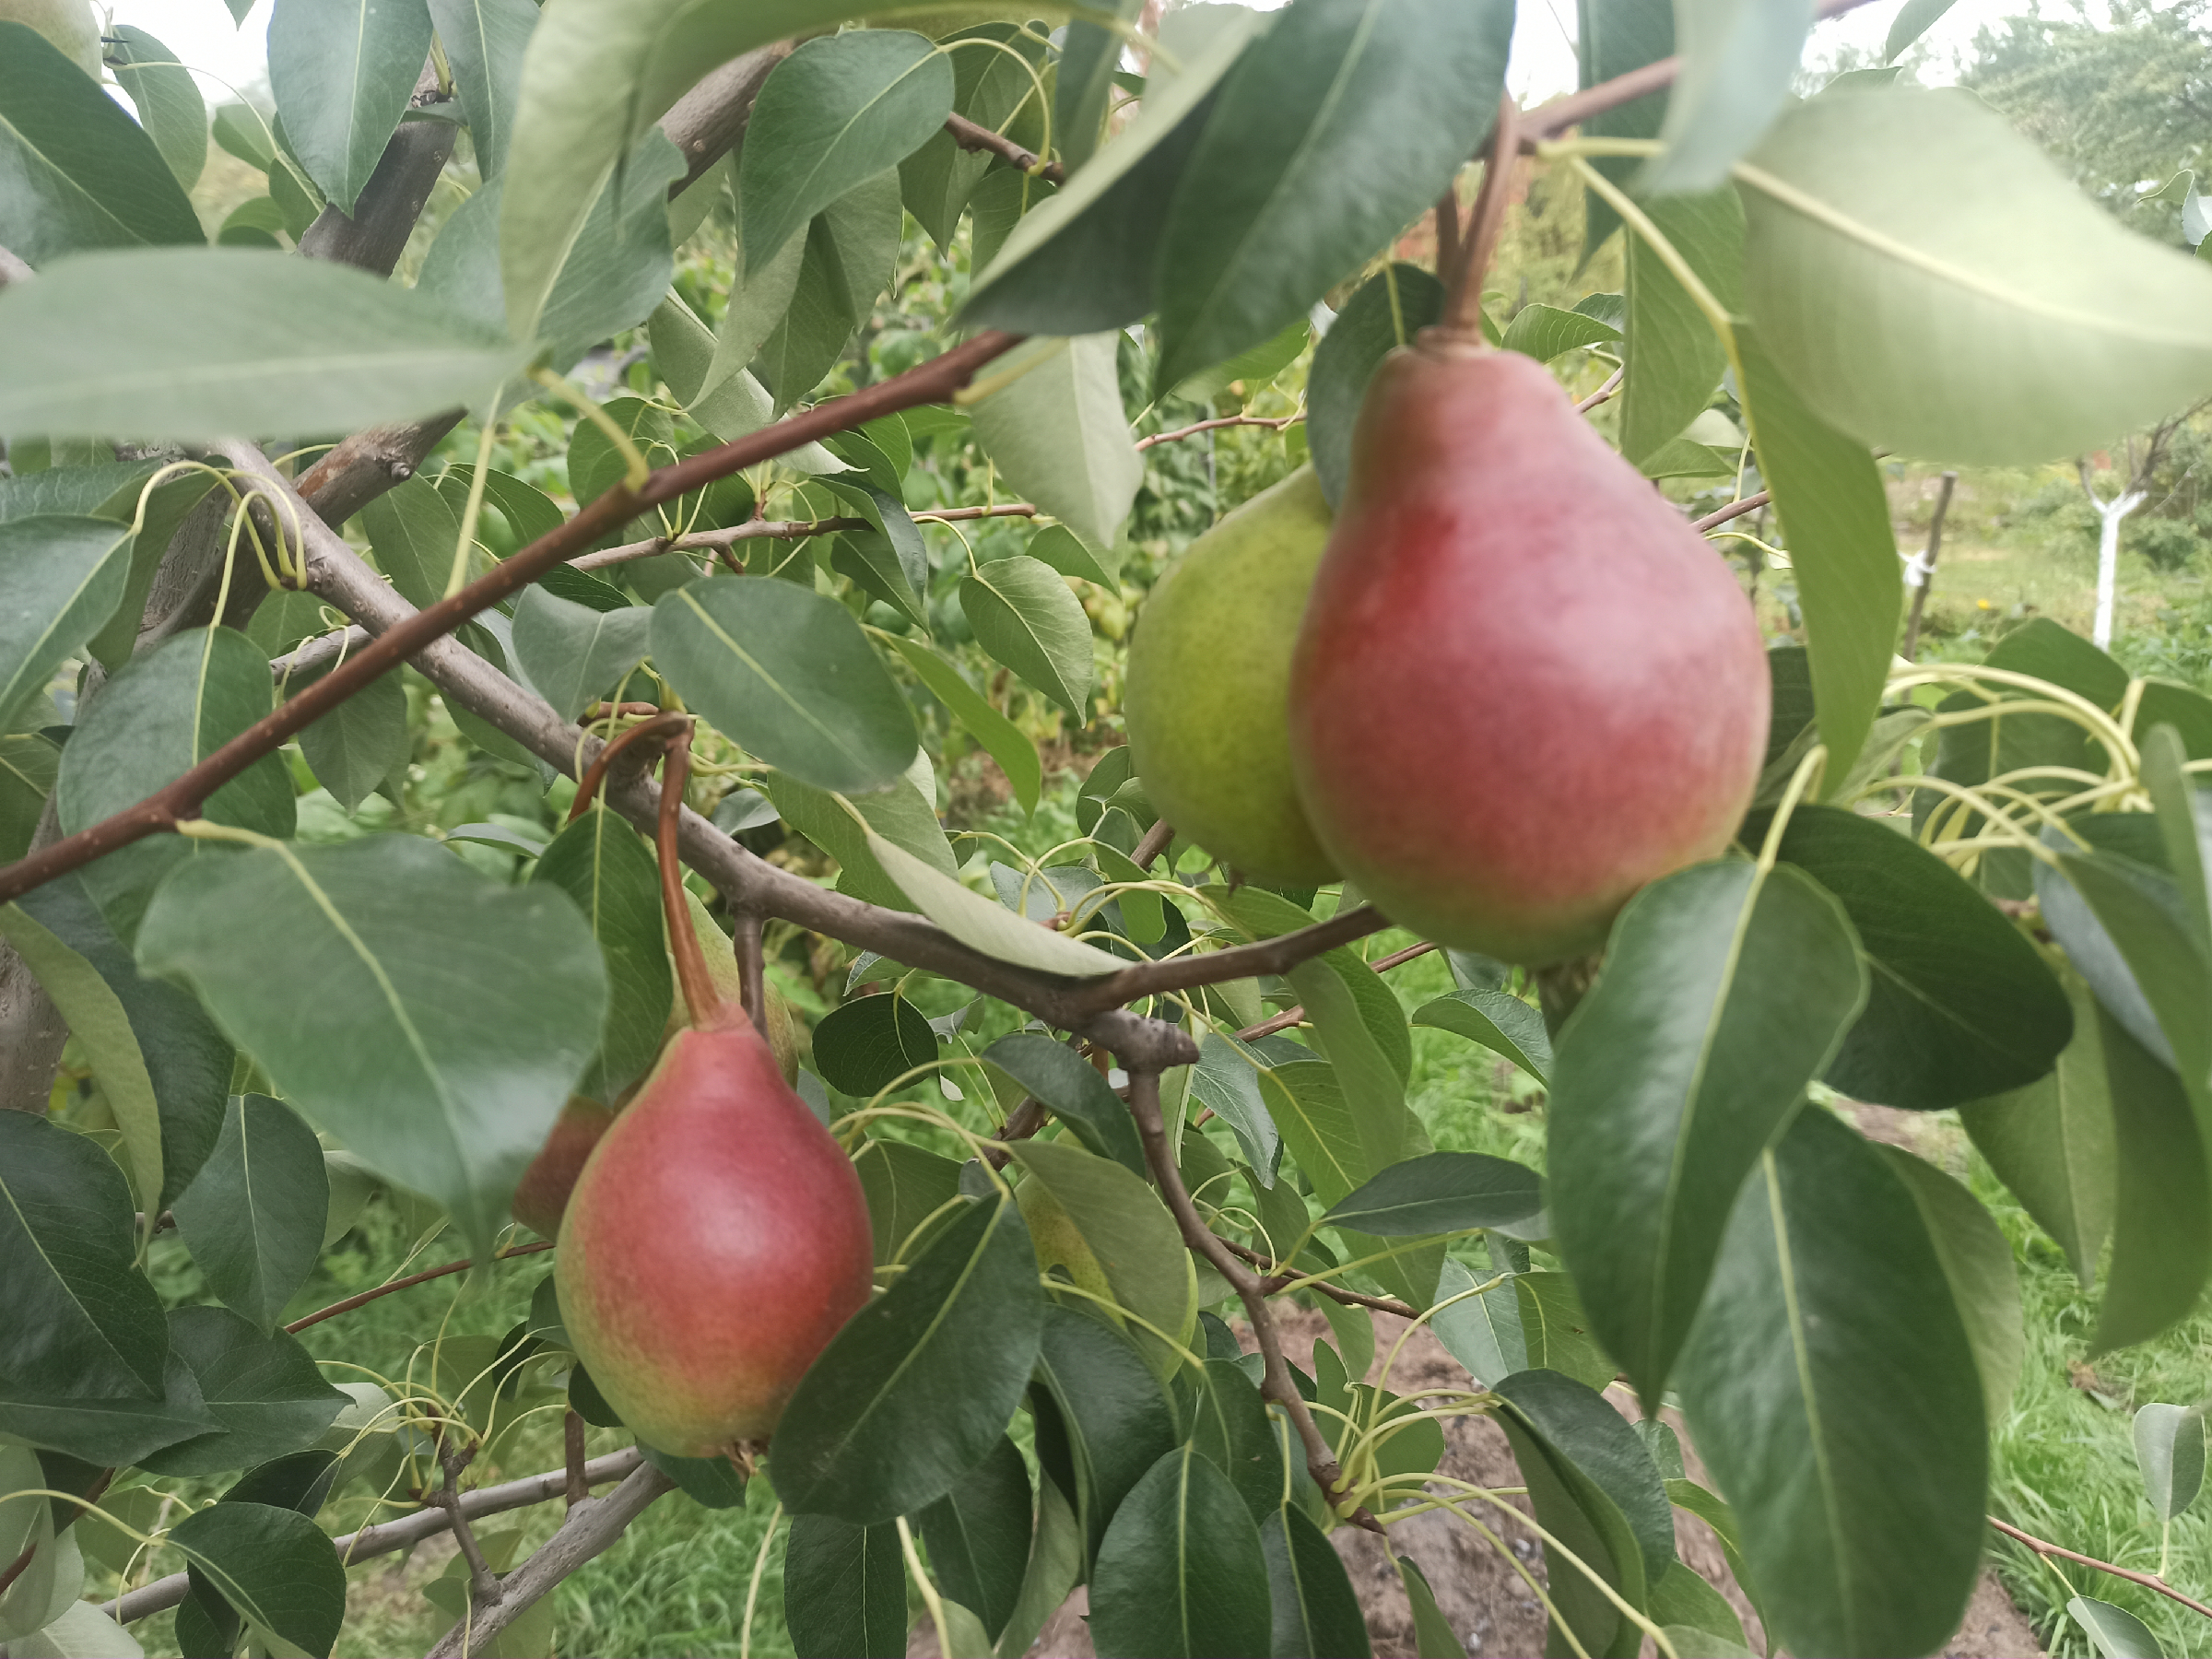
[863,830,1135,977]
[168,1501,346,1659]
[1677,1106,1986,1659]
[11,1597,146,1658]
[2094,1006,2212,1352]
[1649,1561,1749,1656]
[1152,0,1512,387]
[1740,87,2212,464]
[961,553,1095,716]
[0,1111,168,1398]
[0,515,132,733]
[359,474,464,610]
[918,1435,1031,1642]
[988,1034,1145,1174]
[773,1194,1043,1524]
[961,13,1265,335]
[1959,968,2116,1286]
[1190,1359,1300,1525]
[171,1096,327,1335]
[995,1478,1082,1659]
[2071,1596,2164,1659]
[528,809,670,1102]
[1171,314,1312,403]
[739,30,952,274]
[137,1308,345,1477]
[0,249,528,440]
[1548,858,1866,1399]
[1030,1303,1182,1567]
[1010,1137,1194,1362]
[1745,805,2074,1108]
[854,1137,963,1266]
[1734,325,1899,783]
[1307,264,1444,508]
[1412,988,1553,1085]
[1188,1033,1282,1179]
[1322,1152,1544,1238]
[888,637,1041,817]
[1262,1506,1371,1659]
[1493,1369,1675,1657]
[784,1514,907,1658]
[814,992,937,1098]
[1516,1273,1617,1393]
[1641,0,1811,194]
[1430,1256,1526,1387]
[2134,1403,2206,1524]
[1396,1556,1465,1658]
[1878,1146,2023,1422]
[0,735,58,865]
[653,576,917,794]
[769,769,954,912]
[1089,1445,1273,1658]
[968,338,1140,551]
[1618,190,1740,466]
[2053,846,2211,1120]
[900,24,1042,253]
[1885,0,1956,58]
[0,1468,78,1649]
[295,663,406,815]
[0,24,203,265]
[1025,523,1120,589]
[427,0,535,182]
[0,1356,214,1467]
[1576,0,1674,256]
[753,170,904,407]
[267,0,433,213]
[1500,302,1622,362]
[6,877,226,1212]
[135,836,606,1264]
[107,27,207,192]
[510,585,652,723]
[1258,1061,1367,1207]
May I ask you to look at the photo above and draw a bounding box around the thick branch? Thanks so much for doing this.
[103,1451,646,1623]
[0,331,1021,909]
[662,42,792,195]
[422,1462,677,1658]
[1127,1070,1379,1530]
[297,75,457,276]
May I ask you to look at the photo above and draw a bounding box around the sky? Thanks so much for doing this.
[118,0,2029,111]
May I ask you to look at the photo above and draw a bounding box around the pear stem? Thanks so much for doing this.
[657,721,732,1030]
[568,712,691,823]
[1445,94,1520,337]
[735,909,769,1041]
[1433,187,1463,290]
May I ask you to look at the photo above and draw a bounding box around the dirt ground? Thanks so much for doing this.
[1006,1304,2044,1659]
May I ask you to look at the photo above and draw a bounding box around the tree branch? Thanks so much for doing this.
[1988,1516,2212,1622]
[662,42,793,195]
[101,1451,646,1624]
[945,112,1065,183]
[1216,1238,1421,1319]
[422,1462,677,1658]
[297,67,457,276]
[285,1241,553,1335]
[1126,1070,1381,1531]
[1073,905,1390,1013]
[1135,414,1303,450]
[1689,490,1771,534]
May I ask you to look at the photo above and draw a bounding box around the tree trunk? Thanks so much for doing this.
[2092,489,2147,650]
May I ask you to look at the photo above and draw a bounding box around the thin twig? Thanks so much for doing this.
[944,111,1065,182]
[912,502,1040,524]
[563,1411,589,1510]
[1218,1238,1421,1319]
[1135,414,1304,451]
[285,1241,554,1335]
[432,1427,503,1612]
[1689,490,1771,534]
[1126,1069,1382,1533]
[1078,905,1389,1011]
[1574,368,1624,413]
[1989,1516,2212,1622]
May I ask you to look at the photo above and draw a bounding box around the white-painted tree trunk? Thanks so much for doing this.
[2091,489,2147,650]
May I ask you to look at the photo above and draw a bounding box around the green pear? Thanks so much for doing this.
[3,0,103,76]
[1124,465,1339,885]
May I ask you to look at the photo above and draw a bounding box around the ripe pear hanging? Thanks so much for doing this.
[554,724,873,1457]
[1125,467,1339,886]
[1288,334,1768,964]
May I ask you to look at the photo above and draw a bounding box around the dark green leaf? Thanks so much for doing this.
[1308,265,1444,508]
[784,1514,907,1658]
[853,1136,964,1265]
[135,835,607,1263]
[1677,1106,1986,1659]
[1411,989,1552,1085]
[0,735,59,865]
[1171,314,1312,403]
[108,27,206,192]
[1089,1445,1273,1658]
[1030,1303,1181,1565]
[639,1443,749,1509]
[1548,858,1865,1400]
[918,1435,1030,1641]
[0,24,203,265]
[171,1095,329,1334]
[773,1195,1043,1524]
[0,1350,214,1466]
[1745,805,2073,1108]
[1649,1560,1749,1655]
[739,31,953,274]
[1878,1147,2024,1422]
[1262,1506,1371,1659]
[1397,1556,1465,1658]
[814,993,937,1099]
[169,1501,346,1658]
[900,24,1042,252]
[529,807,670,1101]
[0,250,528,440]
[2071,1596,2164,1659]
[1322,1152,1544,1238]
[983,1032,1143,1174]
[2095,1006,2212,1352]
[426,0,535,181]
[653,576,917,794]
[223,1448,342,1516]
[1190,1033,1283,1180]
[296,664,406,814]
[267,0,434,213]
[2134,1403,2205,1524]
[138,1308,345,1477]
[1190,1359,1296,1526]
[1153,0,1512,387]
[753,170,903,406]
[0,1111,167,1398]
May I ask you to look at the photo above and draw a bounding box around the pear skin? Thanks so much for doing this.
[557,1019,875,1454]
[3,0,102,76]
[511,1097,615,1239]
[1289,337,1768,963]
[1125,466,1339,885]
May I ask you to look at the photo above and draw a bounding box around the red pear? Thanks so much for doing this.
[512,1097,615,1239]
[556,1016,875,1455]
[1288,335,1768,964]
